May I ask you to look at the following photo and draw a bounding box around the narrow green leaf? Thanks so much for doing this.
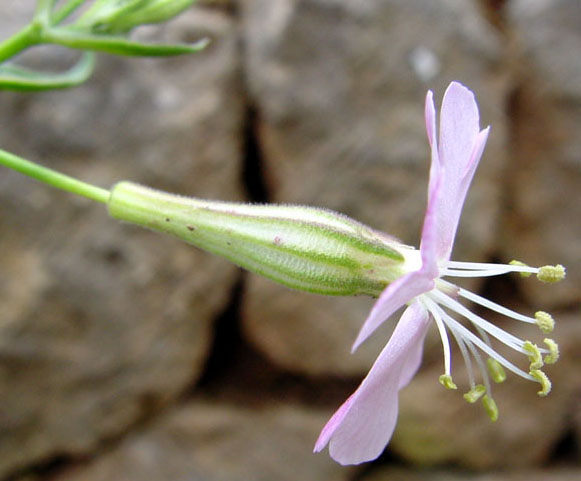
[44,28,209,56]
[0,52,96,91]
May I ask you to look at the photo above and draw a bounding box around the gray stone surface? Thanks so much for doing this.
[504,0,581,306]
[361,467,581,481]
[51,399,354,481]
[0,6,243,478]
[240,0,509,376]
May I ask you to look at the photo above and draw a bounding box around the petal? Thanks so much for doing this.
[315,302,430,465]
[439,82,481,179]
[424,89,441,203]
[352,269,434,351]
[425,81,490,262]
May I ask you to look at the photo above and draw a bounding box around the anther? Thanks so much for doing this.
[535,311,555,333]
[523,341,544,370]
[509,260,532,278]
[487,358,506,383]
[463,384,486,403]
[439,374,457,390]
[530,369,552,396]
[482,395,499,422]
[537,264,566,283]
[543,338,559,364]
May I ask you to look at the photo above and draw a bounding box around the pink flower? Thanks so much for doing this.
[314,82,563,465]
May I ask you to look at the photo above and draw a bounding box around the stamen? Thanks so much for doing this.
[537,264,566,283]
[464,384,486,403]
[442,267,519,278]
[509,260,533,278]
[449,327,476,388]
[523,341,544,370]
[431,290,528,353]
[543,338,559,364]
[444,260,539,278]
[455,285,536,325]
[487,358,506,383]
[482,395,499,421]
[465,339,492,396]
[439,374,457,390]
[535,311,555,333]
[434,305,534,381]
[424,297,453,377]
[529,369,552,396]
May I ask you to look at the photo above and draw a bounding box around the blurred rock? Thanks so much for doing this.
[361,466,581,481]
[389,309,581,468]
[240,0,510,376]
[52,399,355,481]
[0,6,243,478]
[503,0,581,306]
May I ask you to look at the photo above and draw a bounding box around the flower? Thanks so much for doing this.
[314,81,565,465]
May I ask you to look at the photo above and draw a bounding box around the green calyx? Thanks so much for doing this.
[107,181,410,297]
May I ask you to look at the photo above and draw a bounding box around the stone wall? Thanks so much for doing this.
[0,1,579,480]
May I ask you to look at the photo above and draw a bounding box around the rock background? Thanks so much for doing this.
[0,1,579,480]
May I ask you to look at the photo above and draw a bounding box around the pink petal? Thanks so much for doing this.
[351,269,434,352]
[314,302,430,465]
[424,89,441,204]
[427,81,490,263]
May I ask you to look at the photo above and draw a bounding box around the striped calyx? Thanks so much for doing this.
[107,181,414,296]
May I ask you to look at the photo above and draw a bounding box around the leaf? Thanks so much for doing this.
[44,27,209,56]
[0,52,96,91]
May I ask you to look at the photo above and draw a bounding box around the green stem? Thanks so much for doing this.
[0,148,110,204]
[0,24,41,63]
[34,0,56,24]
[53,0,88,25]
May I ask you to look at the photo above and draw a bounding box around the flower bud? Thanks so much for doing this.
[75,0,197,34]
[108,182,412,296]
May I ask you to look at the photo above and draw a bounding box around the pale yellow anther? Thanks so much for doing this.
[530,369,552,396]
[509,260,532,278]
[487,358,507,383]
[534,311,555,333]
[543,338,560,364]
[463,384,486,403]
[439,374,457,390]
[537,264,566,283]
[523,341,544,370]
[482,395,499,422]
